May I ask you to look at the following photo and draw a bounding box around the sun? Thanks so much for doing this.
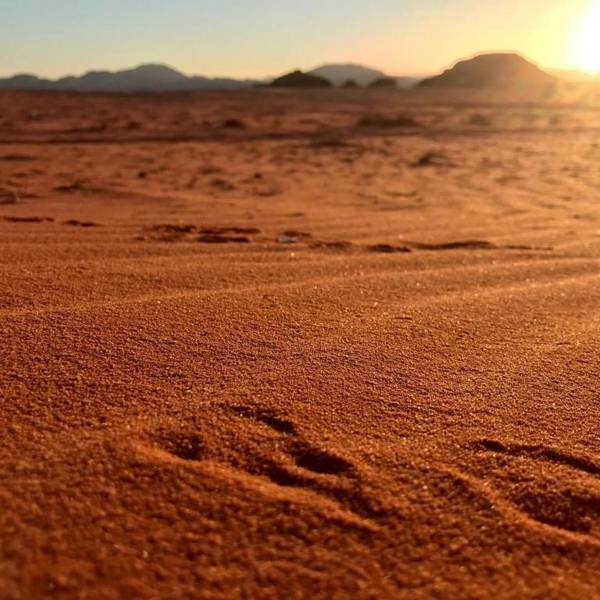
[570,1,600,73]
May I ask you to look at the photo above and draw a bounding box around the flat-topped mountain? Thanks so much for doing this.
[57,65,191,91]
[419,53,557,89]
[55,64,188,91]
[0,64,260,92]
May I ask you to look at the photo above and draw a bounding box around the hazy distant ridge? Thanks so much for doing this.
[0,64,262,92]
[308,64,421,88]
[1,54,585,92]
[0,62,423,91]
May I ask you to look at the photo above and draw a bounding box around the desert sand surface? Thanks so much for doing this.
[1,88,600,598]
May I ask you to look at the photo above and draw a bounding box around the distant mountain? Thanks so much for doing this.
[0,74,55,90]
[419,53,557,90]
[308,64,385,86]
[308,64,422,88]
[269,70,332,88]
[0,64,261,92]
[55,64,187,91]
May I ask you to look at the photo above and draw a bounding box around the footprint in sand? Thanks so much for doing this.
[466,439,600,538]
[131,404,381,529]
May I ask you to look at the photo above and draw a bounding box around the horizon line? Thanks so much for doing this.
[2,50,599,82]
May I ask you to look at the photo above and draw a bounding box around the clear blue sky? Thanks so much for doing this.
[0,0,594,78]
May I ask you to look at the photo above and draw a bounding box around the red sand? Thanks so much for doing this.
[1,89,600,598]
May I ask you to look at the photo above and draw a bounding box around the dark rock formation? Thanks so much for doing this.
[419,53,556,89]
[270,70,332,88]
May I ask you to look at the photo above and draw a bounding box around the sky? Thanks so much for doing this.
[1,0,599,79]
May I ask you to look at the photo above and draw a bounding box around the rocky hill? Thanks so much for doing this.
[419,53,556,90]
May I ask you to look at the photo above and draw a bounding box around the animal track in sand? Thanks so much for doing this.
[227,405,356,480]
[138,404,378,528]
[229,404,297,435]
[465,439,600,539]
[291,443,355,477]
[162,432,205,462]
[473,439,600,477]
[514,488,600,535]
[439,463,600,542]
[150,405,356,483]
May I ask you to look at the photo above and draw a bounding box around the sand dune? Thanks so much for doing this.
[1,89,600,598]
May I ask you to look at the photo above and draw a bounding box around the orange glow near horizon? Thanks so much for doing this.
[570,0,600,73]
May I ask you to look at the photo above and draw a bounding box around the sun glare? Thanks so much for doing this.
[570,1,600,73]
